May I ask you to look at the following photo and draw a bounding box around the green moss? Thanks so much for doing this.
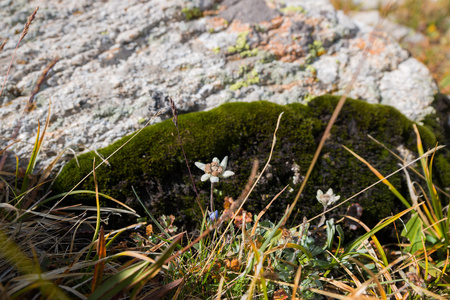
[417,95,449,188]
[434,154,450,188]
[182,7,203,21]
[52,96,447,231]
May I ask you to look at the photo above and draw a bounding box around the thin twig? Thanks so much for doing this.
[250,185,289,236]
[367,134,450,199]
[0,58,58,171]
[169,97,205,218]
[0,7,38,100]
[25,57,59,113]
[0,38,8,52]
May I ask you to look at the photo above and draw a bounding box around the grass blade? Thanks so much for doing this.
[91,226,106,293]
[345,204,420,253]
[343,145,411,208]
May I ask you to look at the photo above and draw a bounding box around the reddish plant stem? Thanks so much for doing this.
[169,97,205,218]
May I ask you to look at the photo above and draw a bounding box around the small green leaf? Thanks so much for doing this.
[401,212,425,254]
[326,219,335,249]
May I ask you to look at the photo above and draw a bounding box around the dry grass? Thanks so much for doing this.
[0,2,449,299]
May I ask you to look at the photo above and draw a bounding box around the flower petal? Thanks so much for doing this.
[195,162,206,171]
[220,156,228,169]
[210,176,220,183]
[212,157,220,163]
[201,174,211,182]
[316,189,323,199]
[326,188,333,196]
[221,170,235,178]
[209,210,219,222]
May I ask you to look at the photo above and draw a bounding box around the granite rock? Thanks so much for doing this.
[0,0,439,171]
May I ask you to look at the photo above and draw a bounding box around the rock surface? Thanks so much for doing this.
[0,0,439,171]
[350,10,426,45]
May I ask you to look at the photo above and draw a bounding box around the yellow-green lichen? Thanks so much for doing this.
[307,40,326,63]
[280,6,306,14]
[258,51,276,64]
[229,68,260,91]
[228,32,249,53]
[228,32,259,58]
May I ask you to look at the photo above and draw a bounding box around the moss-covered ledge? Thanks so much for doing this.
[52,96,449,230]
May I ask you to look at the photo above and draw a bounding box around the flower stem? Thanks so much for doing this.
[210,182,214,213]
[317,206,327,228]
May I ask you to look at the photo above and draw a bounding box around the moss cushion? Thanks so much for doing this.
[52,95,449,230]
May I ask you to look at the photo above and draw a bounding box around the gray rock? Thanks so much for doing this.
[0,0,439,172]
[350,10,426,44]
[380,58,437,121]
[219,0,280,23]
[312,56,338,85]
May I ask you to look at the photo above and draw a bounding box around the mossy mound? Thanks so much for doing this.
[52,96,448,230]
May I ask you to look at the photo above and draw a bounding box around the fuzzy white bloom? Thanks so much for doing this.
[316,188,340,207]
[195,156,235,183]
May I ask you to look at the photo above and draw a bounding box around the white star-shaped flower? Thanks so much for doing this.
[195,156,235,183]
[316,188,340,207]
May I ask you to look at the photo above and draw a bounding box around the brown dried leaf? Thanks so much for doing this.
[146,224,153,236]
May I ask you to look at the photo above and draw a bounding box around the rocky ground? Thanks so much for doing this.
[0,0,441,171]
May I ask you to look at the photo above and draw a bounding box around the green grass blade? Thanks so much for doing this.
[343,145,411,208]
[88,261,149,300]
[20,122,41,195]
[132,186,170,239]
[401,212,425,254]
[129,235,183,298]
[0,229,70,299]
[345,205,418,253]
[36,190,137,214]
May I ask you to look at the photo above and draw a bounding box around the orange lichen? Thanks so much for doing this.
[354,34,388,56]
[255,16,306,62]
[228,20,252,33]
[205,16,229,31]
[268,77,316,93]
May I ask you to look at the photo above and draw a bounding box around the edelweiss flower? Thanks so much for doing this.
[195,156,235,183]
[316,188,340,207]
